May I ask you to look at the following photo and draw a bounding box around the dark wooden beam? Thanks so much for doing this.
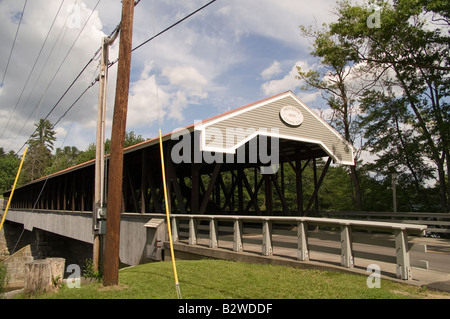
[191,164,201,213]
[271,173,290,214]
[200,163,222,214]
[264,174,273,215]
[305,157,332,214]
[140,150,148,214]
[242,170,262,215]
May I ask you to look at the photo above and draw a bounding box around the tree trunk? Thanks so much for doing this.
[350,165,363,210]
[24,258,65,294]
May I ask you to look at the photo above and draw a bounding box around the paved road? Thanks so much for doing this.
[411,238,450,274]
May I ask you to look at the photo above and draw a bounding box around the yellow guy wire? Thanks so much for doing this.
[159,129,182,299]
[0,147,28,233]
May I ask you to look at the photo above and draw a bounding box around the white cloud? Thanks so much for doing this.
[261,61,282,80]
[162,65,208,94]
[261,61,309,96]
[0,0,342,153]
[0,0,107,152]
[127,64,170,128]
[223,0,338,47]
[298,91,321,104]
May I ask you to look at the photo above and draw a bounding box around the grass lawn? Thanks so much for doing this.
[19,259,450,299]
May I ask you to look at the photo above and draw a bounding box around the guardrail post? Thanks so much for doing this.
[297,221,309,261]
[233,219,243,252]
[189,217,197,245]
[340,225,353,268]
[395,229,412,280]
[172,217,179,242]
[209,218,218,248]
[262,220,273,256]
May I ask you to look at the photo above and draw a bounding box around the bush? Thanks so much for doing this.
[82,258,102,282]
[0,261,9,295]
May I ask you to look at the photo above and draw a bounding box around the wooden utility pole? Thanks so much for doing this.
[103,0,134,286]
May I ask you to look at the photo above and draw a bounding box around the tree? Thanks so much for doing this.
[77,131,146,165]
[45,146,81,176]
[0,147,19,193]
[330,0,450,212]
[20,119,56,184]
[359,87,435,210]
[296,23,375,210]
[28,119,57,151]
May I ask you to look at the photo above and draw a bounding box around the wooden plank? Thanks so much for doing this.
[262,220,273,256]
[233,219,243,252]
[209,219,218,248]
[189,217,198,245]
[395,229,412,280]
[297,221,309,261]
[340,225,354,268]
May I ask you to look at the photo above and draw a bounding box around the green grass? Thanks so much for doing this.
[18,259,450,299]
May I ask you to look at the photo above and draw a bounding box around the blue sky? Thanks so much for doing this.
[0,0,340,154]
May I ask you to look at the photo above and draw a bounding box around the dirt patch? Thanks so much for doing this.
[392,289,450,299]
[98,283,129,291]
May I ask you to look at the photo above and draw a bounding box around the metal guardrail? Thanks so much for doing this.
[170,214,427,280]
[319,211,450,235]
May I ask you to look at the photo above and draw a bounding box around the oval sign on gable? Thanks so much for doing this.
[279,105,303,127]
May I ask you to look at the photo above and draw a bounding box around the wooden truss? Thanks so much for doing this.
[6,135,333,217]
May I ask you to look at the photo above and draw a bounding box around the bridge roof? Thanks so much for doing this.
[127,91,354,162]
[7,91,355,192]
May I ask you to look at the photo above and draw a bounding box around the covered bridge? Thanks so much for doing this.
[3,91,355,218]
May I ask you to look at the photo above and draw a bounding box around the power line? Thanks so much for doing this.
[6,0,217,156]
[52,76,99,129]
[0,0,66,141]
[4,0,83,149]
[133,0,217,52]
[109,0,218,68]
[5,0,102,153]
[13,54,101,156]
[0,0,28,90]
[38,0,102,123]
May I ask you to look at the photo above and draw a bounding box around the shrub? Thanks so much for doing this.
[0,261,9,295]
